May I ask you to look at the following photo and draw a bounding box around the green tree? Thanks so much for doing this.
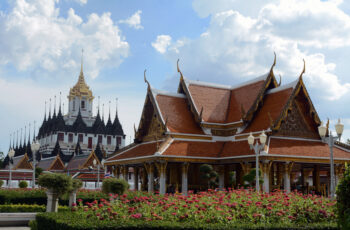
[336,163,350,229]
[0,152,4,169]
[243,168,263,189]
[199,164,218,189]
[35,167,43,179]
[347,139,350,145]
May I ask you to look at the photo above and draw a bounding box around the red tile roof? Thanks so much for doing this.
[107,142,159,161]
[66,155,89,170]
[156,95,204,134]
[244,88,293,132]
[268,138,350,159]
[162,141,223,157]
[187,79,266,124]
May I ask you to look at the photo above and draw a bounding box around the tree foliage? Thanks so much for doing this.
[336,163,350,229]
[243,168,263,189]
[38,173,72,195]
[199,164,218,189]
[19,181,28,188]
[102,178,129,195]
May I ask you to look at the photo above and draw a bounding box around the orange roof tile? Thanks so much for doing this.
[187,79,266,124]
[226,80,266,123]
[188,84,231,123]
[156,95,204,134]
[107,142,159,161]
[220,141,255,157]
[162,141,223,157]
[244,88,293,132]
[268,138,350,159]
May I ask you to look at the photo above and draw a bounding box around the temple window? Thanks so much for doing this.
[98,135,102,144]
[58,133,64,142]
[107,136,111,145]
[68,133,73,143]
[78,134,83,143]
[81,100,85,110]
[117,136,121,145]
[73,100,75,111]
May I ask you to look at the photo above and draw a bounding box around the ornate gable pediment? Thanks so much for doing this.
[81,151,100,169]
[276,100,319,138]
[48,156,65,171]
[14,154,32,170]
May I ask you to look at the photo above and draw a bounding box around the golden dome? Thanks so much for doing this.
[68,66,94,101]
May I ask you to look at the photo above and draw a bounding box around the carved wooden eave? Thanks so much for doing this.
[135,87,168,142]
[271,76,321,133]
[13,153,33,170]
[243,70,279,123]
[48,155,65,171]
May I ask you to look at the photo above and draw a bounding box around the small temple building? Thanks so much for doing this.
[105,57,350,195]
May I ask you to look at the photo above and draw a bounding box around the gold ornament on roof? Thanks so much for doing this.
[68,49,94,101]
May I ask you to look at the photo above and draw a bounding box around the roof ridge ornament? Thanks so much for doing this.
[278,74,282,87]
[270,52,276,73]
[299,59,306,80]
[177,59,184,80]
[144,69,150,89]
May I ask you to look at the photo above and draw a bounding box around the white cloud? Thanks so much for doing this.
[73,0,87,5]
[158,0,350,100]
[0,0,129,79]
[119,10,143,30]
[152,35,172,54]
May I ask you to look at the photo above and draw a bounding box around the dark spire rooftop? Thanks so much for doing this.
[92,109,105,134]
[94,144,104,161]
[71,107,87,133]
[74,141,84,156]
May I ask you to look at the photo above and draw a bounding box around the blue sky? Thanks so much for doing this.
[0,0,350,153]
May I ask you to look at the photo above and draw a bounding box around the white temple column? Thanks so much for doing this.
[261,161,272,193]
[181,163,189,195]
[144,163,154,193]
[156,161,167,195]
[284,162,293,193]
[218,166,225,190]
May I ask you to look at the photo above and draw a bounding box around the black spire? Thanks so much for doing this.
[71,107,87,133]
[74,141,84,156]
[92,107,105,134]
[106,101,113,135]
[112,108,124,136]
[94,144,103,161]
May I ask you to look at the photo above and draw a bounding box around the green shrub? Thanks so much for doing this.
[19,181,28,188]
[38,173,72,195]
[35,212,338,230]
[336,163,350,229]
[0,204,69,212]
[0,180,4,187]
[243,168,263,188]
[199,164,218,189]
[102,178,129,195]
[69,179,83,193]
[35,167,43,179]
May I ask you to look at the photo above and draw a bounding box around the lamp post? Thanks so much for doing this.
[8,149,15,188]
[31,140,40,188]
[248,131,267,192]
[93,159,100,189]
[318,119,344,199]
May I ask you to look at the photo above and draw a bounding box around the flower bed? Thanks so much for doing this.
[34,189,337,229]
[0,204,69,212]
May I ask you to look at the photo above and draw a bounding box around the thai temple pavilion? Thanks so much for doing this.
[105,58,350,195]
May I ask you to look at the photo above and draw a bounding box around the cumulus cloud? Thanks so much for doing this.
[119,10,143,30]
[152,35,172,54]
[73,0,87,5]
[0,0,129,79]
[157,0,350,100]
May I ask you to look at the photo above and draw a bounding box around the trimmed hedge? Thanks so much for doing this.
[102,178,129,195]
[34,212,338,230]
[0,204,69,212]
[0,188,108,205]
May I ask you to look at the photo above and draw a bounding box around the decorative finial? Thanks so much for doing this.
[115,98,118,116]
[177,59,184,80]
[108,101,111,119]
[16,130,19,148]
[270,52,276,73]
[44,101,47,119]
[81,48,84,73]
[49,98,52,117]
[28,123,31,143]
[299,59,306,79]
[102,103,105,121]
[98,96,100,113]
[33,121,36,141]
[54,95,56,114]
[59,92,62,110]
[9,133,12,150]
[144,69,150,88]
[278,74,282,86]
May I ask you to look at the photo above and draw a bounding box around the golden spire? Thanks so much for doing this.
[68,50,94,101]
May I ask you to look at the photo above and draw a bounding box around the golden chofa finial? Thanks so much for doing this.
[278,74,282,86]
[299,59,306,80]
[177,59,183,80]
[270,52,276,73]
[144,69,150,89]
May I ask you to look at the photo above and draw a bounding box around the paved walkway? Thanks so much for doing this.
[0,213,36,227]
[0,227,30,230]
